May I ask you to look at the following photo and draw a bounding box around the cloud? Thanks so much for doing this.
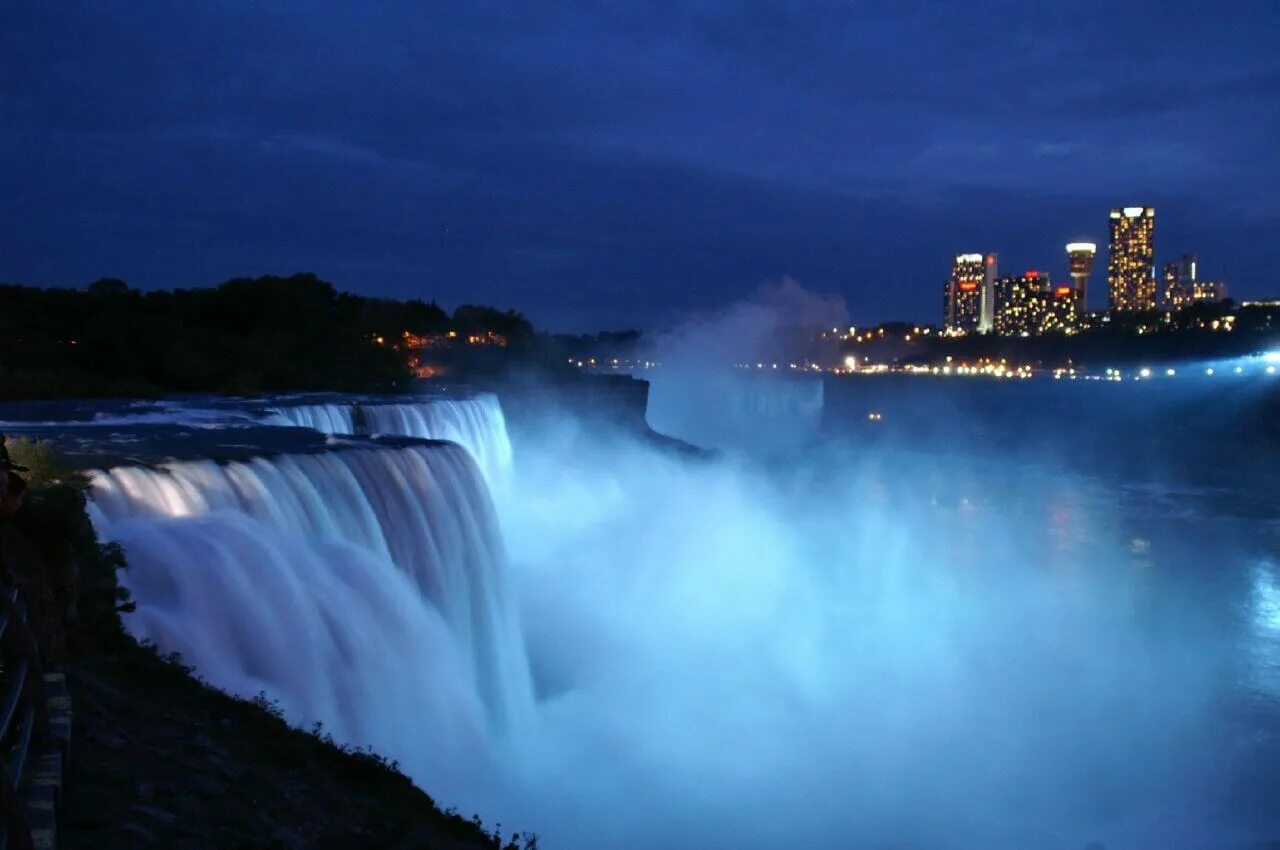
[1,1,1278,328]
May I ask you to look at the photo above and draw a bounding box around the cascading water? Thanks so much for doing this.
[267,394,512,489]
[266,402,355,435]
[89,442,533,785]
[359,397,513,490]
[645,371,824,452]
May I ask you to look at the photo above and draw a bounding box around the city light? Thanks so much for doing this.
[1264,352,1280,364]
[1139,368,1151,378]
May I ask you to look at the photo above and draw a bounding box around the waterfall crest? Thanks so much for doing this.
[89,442,533,772]
[268,394,512,488]
[266,403,356,435]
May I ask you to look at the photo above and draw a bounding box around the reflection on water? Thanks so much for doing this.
[1248,560,1280,700]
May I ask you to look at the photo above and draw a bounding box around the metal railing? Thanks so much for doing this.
[0,585,41,850]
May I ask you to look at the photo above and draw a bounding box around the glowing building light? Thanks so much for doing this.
[1206,368,1215,375]
[1263,352,1280,364]
[1139,368,1151,378]
[1166,368,1176,376]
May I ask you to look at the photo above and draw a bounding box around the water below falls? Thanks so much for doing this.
[78,382,1280,850]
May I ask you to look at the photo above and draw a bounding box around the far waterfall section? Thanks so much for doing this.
[267,393,514,495]
[644,368,825,453]
[86,441,535,791]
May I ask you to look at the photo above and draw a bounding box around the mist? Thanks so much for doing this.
[483,399,1260,849]
[63,287,1279,849]
[642,278,843,452]
[455,283,1278,848]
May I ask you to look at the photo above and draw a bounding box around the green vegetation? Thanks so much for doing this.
[0,273,533,400]
[5,436,90,490]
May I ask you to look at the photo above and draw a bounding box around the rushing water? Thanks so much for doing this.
[89,443,531,753]
[7,377,1279,848]
[268,393,513,489]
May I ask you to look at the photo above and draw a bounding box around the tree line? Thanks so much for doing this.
[0,273,534,400]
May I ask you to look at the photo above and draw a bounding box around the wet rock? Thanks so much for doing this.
[170,793,211,821]
[119,821,158,844]
[92,730,128,750]
[130,803,178,825]
[187,772,228,798]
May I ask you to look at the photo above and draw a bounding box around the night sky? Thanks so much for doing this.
[3,2,1278,331]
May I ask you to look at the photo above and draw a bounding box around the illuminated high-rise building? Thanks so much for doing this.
[944,253,985,334]
[978,253,998,333]
[1042,282,1082,333]
[994,271,1050,336]
[1163,253,1196,311]
[1108,206,1156,312]
[1193,280,1227,303]
[1066,243,1096,312]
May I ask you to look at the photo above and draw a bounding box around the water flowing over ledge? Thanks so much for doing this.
[88,441,533,783]
[269,393,513,489]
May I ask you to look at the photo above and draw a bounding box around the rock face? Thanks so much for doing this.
[63,642,520,850]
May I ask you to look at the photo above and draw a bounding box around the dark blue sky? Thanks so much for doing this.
[3,2,1278,331]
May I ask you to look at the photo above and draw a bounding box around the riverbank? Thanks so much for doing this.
[63,641,527,849]
[0,460,533,850]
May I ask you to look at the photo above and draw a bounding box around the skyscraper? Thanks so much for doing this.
[1108,206,1156,312]
[1162,253,1196,311]
[994,271,1050,336]
[944,253,985,334]
[1066,242,1096,313]
[1042,283,1082,333]
[1193,280,1228,303]
[978,253,998,333]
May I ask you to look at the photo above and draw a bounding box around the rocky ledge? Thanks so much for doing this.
[63,640,533,850]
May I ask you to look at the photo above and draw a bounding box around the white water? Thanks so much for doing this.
[268,394,512,489]
[81,381,1278,849]
[90,443,533,786]
[266,402,356,435]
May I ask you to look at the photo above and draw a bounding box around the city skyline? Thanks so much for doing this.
[2,3,1279,332]
[938,199,1250,336]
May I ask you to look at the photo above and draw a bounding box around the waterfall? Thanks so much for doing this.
[646,372,824,451]
[89,442,533,776]
[359,397,513,490]
[266,403,356,435]
[267,394,512,488]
